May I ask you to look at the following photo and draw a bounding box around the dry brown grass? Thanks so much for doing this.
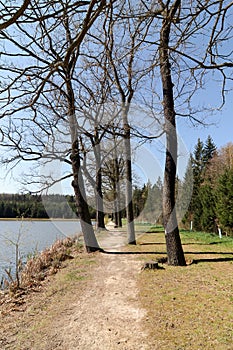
[135,231,233,350]
[20,236,79,287]
[1,236,82,296]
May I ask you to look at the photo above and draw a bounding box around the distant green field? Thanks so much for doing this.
[180,229,233,247]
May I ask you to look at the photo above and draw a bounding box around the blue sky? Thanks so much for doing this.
[178,98,232,152]
[1,3,232,195]
[1,107,232,195]
[0,83,232,194]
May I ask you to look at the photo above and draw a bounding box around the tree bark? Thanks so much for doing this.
[95,141,105,230]
[116,163,123,228]
[159,2,186,266]
[70,139,101,252]
[122,106,136,244]
[67,79,101,252]
[113,136,122,228]
[113,175,119,227]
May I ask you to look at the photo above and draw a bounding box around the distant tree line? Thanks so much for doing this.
[1,137,232,238]
[0,194,79,219]
[0,187,158,222]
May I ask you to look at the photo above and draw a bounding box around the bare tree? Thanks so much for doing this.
[71,60,113,230]
[0,0,107,252]
[158,0,186,265]
[1,0,232,263]
[144,0,233,265]
[84,0,157,244]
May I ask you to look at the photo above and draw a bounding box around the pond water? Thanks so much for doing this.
[0,219,82,281]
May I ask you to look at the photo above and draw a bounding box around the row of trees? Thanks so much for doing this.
[0,194,77,219]
[182,138,233,236]
[0,185,159,221]
[133,179,163,224]
[0,1,232,264]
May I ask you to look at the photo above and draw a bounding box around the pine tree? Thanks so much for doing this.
[203,136,217,184]
[199,184,216,232]
[191,139,205,229]
[216,168,233,235]
[190,136,217,231]
[179,156,194,227]
[192,138,205,185]
[203,135,217,166]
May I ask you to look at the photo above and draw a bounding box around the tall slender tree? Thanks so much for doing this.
[158,0,186,265]
[144,0,232,264]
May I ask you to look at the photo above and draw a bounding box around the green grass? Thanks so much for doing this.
[144,225,164,233]
[141,224,233,246]
[65,271,86,281]
[136,230,233,349]
[180,229,233,247]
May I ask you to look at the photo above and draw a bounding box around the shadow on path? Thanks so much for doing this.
[139,242,165,246]
[103,250,233,255]
[184,251,233,255]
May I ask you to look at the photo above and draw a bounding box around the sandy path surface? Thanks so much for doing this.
[47,225,148,349]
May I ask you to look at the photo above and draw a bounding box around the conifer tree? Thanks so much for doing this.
[189,136,217,230]
[199,184,216,232]
[203,136,217,166]
[216,168,233,235]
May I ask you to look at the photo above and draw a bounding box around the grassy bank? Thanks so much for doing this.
[0,235,82,292]
[134,229,233,349]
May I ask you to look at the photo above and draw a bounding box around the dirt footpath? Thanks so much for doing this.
[1,226,149,350]
[50,227,149,349]
[52,253,148,350]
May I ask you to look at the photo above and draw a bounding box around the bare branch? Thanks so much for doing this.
[0,0,30,30]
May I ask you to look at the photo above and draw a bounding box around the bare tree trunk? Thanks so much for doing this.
[115,158,122,228]
[95,142,105,230]
[113,135,120,228]
[113,175,118,227]
[122,107,136,244]
[70,140,100,251]
[67,80,101,252]
[115,158,123,228]
[159,1,186,266]
[96,173,105,229]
